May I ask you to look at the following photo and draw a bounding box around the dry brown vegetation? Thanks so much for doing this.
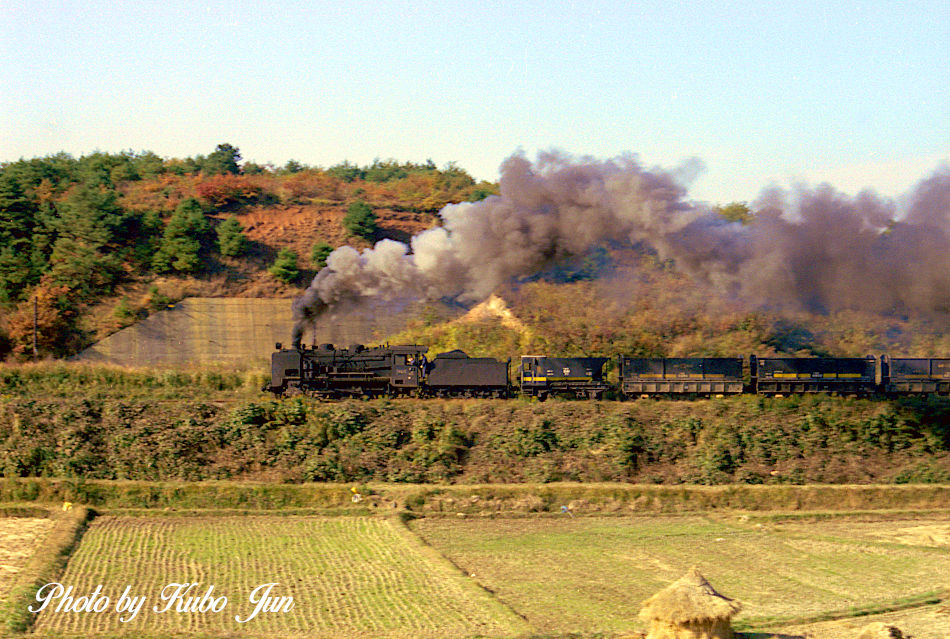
[0,517,54,603]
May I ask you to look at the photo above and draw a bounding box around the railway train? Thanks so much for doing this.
[265,343,950,399]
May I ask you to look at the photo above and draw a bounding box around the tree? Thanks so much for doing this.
[0,174,41,302]
[311,241,334,268]
[714,202,754,225]
[0,240,41,303]
[49,237,122,300]
[152,198,210,273]
[52,183,128,247]
[269,248,299,283]
[201,143,241,175]
[131,151,165,179]
[5,277,80,358]
[342,200,378,239]
[216,216,247,257]
[47,184,132,298]
[283,159,304,174]
[0,173,37,243]
[242,161,267,175]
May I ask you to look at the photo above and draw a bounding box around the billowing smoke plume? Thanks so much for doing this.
[292,151,950,346]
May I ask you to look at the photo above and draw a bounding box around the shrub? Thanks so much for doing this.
[269,248,299,283]
[342,200,377,239]
[216,216,247,257]
[196,174,274,210]
[311,241,333,268]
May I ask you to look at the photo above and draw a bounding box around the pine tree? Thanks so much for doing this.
[311,241,334,268]
[342,200,378,239]
[269,248,299,283]
[216,216,247,257]
[152,199,210,273]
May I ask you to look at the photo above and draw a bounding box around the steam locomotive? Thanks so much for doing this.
[265,343,950,399]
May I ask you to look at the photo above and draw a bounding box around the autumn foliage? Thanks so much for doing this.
[5,277,80,359]
[195,173,276,210]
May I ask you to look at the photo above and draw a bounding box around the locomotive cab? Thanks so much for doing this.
[266,346,303,395]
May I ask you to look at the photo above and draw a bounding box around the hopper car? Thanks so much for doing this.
[619,357,744,398]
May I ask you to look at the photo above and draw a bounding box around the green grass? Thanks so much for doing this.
[30,515,527,638]
[4,479,950,513]
[412,515,950,635]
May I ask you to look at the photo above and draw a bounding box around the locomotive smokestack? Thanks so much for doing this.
[291,324,303,350]
[291,290,331,350]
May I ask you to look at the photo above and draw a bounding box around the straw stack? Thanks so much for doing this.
[639,567,742,639]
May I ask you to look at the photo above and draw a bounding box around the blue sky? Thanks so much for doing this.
[2,0,948,203]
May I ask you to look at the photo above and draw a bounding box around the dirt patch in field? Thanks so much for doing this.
[0,517,54,598]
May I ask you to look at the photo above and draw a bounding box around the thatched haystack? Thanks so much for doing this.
[639,567,742,639]
[856,622,904,639]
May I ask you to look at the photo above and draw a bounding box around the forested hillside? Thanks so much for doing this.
[3,145,949,365]
[0,145,496,359]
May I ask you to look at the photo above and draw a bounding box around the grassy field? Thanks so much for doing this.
[412,514,950,635]
[31,515,527,638]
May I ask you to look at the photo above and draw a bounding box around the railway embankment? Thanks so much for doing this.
[1,365,947,485]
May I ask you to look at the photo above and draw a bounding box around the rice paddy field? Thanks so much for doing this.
[3,507,950,638]
[28,515,525,638]
[412,514,950,636]
[0,518,54,605]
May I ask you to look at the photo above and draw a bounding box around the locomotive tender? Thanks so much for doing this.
[266,343,950,399]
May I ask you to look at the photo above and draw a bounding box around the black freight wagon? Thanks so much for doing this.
[520,356,610,399]
[752,355,876,395]
[619,357,744,397]
[882,356,950,395]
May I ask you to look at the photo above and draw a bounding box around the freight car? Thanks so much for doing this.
[881,356,950,395]
[620,357,744,398]
[519,355,610,399]
[750,355,877,395]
